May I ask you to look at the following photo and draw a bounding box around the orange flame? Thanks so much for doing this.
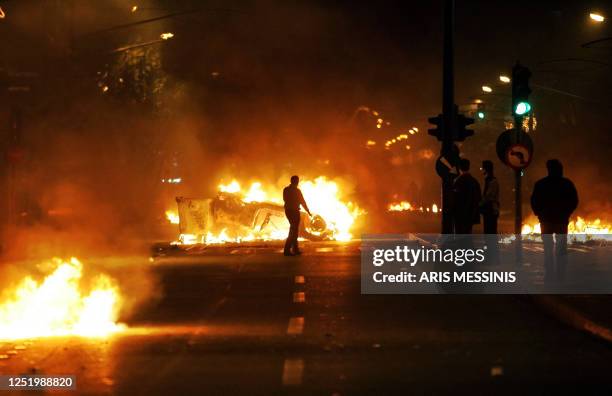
[522,216,611,235]
[388,200,439,214]
[0,258,124,340]
[176,177,362,244]
[165,210,179,224]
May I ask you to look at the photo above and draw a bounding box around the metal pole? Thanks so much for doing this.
[514,169,522,233]
[441,0,455,234]
[513,118,523,264]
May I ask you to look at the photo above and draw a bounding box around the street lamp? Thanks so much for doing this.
[482,85,493,93]
[499,75,511,83]
[590,12,605,22]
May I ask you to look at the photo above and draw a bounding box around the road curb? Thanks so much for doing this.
[532,295,612,344]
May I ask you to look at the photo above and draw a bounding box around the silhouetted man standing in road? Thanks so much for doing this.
[531,159,578,281]
[480,160,500,234]
[480,160,500,263]
[283,175,311,256]
[452,159,482,234]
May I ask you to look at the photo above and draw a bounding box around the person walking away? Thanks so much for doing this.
[480,160,500,263]
[530,159,578,282]
[283,175,312,256]
[452,158,482,234]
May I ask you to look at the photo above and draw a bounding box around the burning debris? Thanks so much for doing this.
[170,177,362,244]
[388,201,439,213]
[0,258,124,340]
[522,216,611,237]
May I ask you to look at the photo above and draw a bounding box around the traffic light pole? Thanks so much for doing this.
[441,0,455,234]
[514,161,523,265]
[511,61,533,264]
[513,120,524,265]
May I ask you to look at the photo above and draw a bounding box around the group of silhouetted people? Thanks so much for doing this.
[450,158,500,235]
[284,161,578,279]
[451,158,578,278]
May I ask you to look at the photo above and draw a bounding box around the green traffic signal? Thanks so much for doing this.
[514,101,531,116]
[477,111,485,120]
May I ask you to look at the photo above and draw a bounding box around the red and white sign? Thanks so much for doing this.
[505,143,532,170]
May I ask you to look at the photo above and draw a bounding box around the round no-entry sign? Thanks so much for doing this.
[505,143,532,170]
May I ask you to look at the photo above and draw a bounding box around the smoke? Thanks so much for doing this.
[3,0,608,254]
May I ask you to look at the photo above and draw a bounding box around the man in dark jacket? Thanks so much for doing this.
[480,160,500,263]
[530,159,578,281]
[452,159,482,234]
[480,160,500,234]
[283,175,311,256]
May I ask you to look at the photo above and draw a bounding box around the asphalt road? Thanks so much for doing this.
[1,241,612,395]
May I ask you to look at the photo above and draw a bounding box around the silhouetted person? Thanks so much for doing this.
[283,175,311,256]
[531,159,578,281]
[480,160,500,263]
[480,160,500,234]
[452,159,482,234]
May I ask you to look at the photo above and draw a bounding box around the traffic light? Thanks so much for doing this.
[428,114,444,141]
[512,62,532,116]
[455,114,474,141]
[475,103,486,120]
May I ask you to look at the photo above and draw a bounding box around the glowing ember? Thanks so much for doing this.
[0,258,124,340]
[175,176,362,244]
[165,210,180,224]
[388,201,439,214]
[522,216,611,236]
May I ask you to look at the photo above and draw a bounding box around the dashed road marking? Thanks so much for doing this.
[293,291,305,303]
[287,317,304,335]
[282,358,304,385]
[294,275,305,284]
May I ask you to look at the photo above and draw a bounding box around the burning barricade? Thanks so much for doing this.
[169,177,362,245]
[520,216,611,243]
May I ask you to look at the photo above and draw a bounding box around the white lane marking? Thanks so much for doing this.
[294,275,305,284]
[293,291,305,303]
[282,358,304,385]
[315,247,333,252]
[287,317,304,335]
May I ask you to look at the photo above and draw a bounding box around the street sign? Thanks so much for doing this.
[496,129,533,168]
[436,155,457,178]
[435,143,460,178]
[505,143,532,170]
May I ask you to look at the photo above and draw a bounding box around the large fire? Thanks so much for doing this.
[0,258,124,340]
[173,176,362,244]
[521,216,611,236]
